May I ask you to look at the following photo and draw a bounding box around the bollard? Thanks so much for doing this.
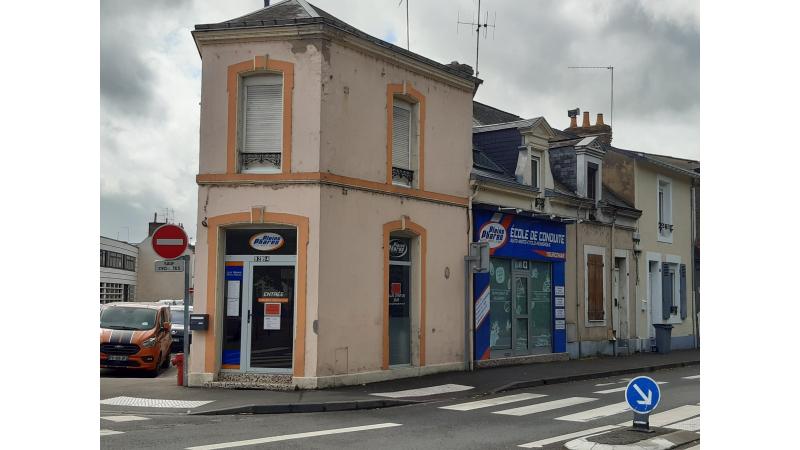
[171,353,184,386]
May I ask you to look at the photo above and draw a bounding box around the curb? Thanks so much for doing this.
[188,399,422,415]
[564,430,699,450]
[491,360,700,394]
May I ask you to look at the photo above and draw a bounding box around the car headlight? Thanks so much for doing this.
[142,337,157,348]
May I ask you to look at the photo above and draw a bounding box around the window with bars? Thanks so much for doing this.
[100,282,125,303]
[239,74,283,173]
[391,98,415,187]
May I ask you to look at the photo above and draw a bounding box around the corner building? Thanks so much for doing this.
[188,1,481,388]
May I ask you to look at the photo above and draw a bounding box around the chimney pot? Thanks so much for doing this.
[582,111,590,128]
[596,113,605,126]
[569,115,577,128]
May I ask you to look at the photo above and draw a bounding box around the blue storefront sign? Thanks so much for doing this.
[473,208,567,360]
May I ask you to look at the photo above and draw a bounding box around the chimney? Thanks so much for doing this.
[565,107,613,145]
[596,113,605,126]
[569,115,577,128]
[582,111,590,127]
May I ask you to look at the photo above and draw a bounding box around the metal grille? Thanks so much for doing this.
[101,343,140,355]
[392,166,414,185]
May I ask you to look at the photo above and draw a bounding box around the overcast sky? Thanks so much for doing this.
[100,0,699,244]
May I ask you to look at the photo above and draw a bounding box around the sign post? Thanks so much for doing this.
[625,376,662,432]
[151,224,190,387]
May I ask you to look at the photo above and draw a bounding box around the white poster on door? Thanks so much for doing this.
[225,280,240,317]
[264,316,280,330]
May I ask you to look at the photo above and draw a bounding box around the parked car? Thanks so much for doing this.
[169,305,193,353]
[100,303,172,374]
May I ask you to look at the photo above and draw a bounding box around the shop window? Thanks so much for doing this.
[391,98,417,187]
[239,73,283,173]
[587,254,604,321]
[489,258,512,350]
[388,235,412,365]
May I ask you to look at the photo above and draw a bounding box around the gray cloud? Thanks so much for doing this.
[101,0,698,242]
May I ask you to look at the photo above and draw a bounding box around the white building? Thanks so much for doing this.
[100,236,138,303]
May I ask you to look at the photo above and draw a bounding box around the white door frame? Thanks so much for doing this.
[613,250,630,339]
[645,252,662,340]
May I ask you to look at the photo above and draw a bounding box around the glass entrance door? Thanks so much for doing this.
[238,263,295,372]
[528,262,552,353]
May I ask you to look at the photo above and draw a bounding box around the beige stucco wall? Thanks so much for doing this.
[633,162,696,340]
[316,186,468,376]
[189,184,322,377]
[564,222,637,345]
[319,41,473,197]
[197,39,324,174]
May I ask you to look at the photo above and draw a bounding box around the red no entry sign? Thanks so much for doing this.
[152,224,189,259]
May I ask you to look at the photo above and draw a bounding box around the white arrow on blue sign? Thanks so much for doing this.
[625,376,661,414]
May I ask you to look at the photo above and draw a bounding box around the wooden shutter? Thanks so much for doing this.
[392,101,411,170]
[243,75,283,154]
[662,262,672,320]
[587,254,604,321]
[680,264,687,320]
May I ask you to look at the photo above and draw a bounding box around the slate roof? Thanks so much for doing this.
[608,147,699,178]
[194,0,481,85]
[473,101,523,126]
[472,117,546,134]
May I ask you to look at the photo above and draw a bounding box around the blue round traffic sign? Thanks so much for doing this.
[625,376,661,414]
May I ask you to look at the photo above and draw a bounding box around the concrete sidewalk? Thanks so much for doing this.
[99,349,698,415]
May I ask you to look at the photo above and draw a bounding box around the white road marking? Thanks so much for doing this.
[100,429,125,436]
[185,423,402,450]
[101,415,150,423]
[683,445,700,450]
[555,401,630,422]
[370,384,473,398]
[683,374,700,380]
[593,381,667,394]
[156,238,184,245]
[517,425,620,448]
[667,416,700,431]
[100,396,214,408]
[594,381,621,387]
[440,393,547,411]
[493,397,597,417]
[648,405,700,427]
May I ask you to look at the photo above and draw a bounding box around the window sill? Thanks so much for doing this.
[585,319,607,327]
[657,234,673,244]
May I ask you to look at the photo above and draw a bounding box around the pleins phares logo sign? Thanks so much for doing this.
[478,221,507,249]
[389,239,408,259]
[249,232,285,252]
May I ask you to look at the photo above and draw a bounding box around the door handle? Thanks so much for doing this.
[247,310,252,324]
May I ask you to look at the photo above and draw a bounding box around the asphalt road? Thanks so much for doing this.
[100,365,700,449]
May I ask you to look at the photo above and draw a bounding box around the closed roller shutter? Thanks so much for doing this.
[392,101,411,170]
[243,75,283,154]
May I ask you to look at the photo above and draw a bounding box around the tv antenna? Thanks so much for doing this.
[398,0,410,50]
[567,66,614,126]
[457,0,496,77]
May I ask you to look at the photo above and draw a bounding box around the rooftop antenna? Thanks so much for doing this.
[567,66,615,126]
[457,0,496,77]
[398,0,409,50]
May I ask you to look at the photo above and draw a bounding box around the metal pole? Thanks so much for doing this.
[464,259,473,371]
[183,254,190,386]
[610,66,614,127]
[475,0,481,77]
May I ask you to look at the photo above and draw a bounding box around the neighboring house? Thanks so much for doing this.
[100,236,138,303]
[135,213,195,303]
[471,110,572,365]
[603,146,700,352]
[189,0,481,388]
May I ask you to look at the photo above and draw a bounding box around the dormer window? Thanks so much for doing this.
[587,163,598,200]
[530,155,540,189]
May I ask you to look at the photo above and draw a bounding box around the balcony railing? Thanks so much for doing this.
[240,152,281,170]
[392,166,414,186]
[658,222,674,232]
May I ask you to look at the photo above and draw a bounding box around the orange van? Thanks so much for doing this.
[100,303,173,374]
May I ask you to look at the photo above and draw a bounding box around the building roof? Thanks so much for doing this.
[473,101,523,126]
[609,147,699,178]
[194,0,481,85]
[472,117,546,134]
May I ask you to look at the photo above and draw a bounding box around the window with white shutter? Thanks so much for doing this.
[239,74,283,173]
[391,98,415,186]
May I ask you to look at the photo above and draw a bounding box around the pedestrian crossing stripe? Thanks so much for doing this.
[517,424,620,448]
[683,374,700,380]
[645,404,700,427]
[101,415,150,423]
[100,429,124,436]
[667,416,700,431]
[493,397,597,417]
[593,381,667,394]
[555,401,630,422]
[370,384,474,398]
[440,393,547,411]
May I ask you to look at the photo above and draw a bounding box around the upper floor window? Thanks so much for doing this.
[658,178,673,242]
[530,155,540,189]
[391,97,417,187]
[239,74,283,173]
[586,163,598,200]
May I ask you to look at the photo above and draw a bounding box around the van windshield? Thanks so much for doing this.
[101,307,158,331]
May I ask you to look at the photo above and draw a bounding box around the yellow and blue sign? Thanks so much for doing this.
[473,208,567,360]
